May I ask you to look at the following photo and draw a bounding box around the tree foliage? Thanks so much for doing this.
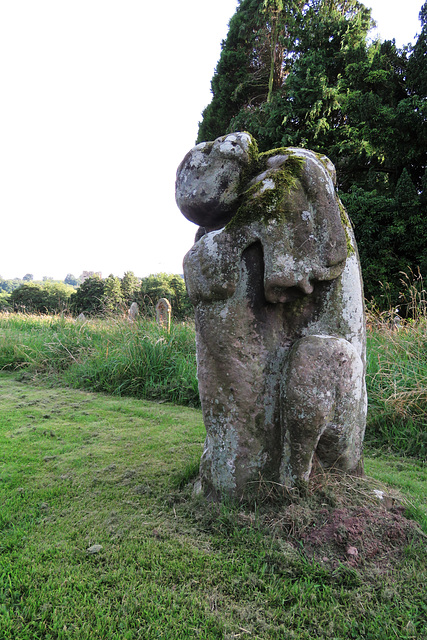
[139,273,192,320]
[67,273,192,319]
[64,273,81,287]
[103,274,124,312]
[120,271,141,306]
[70,275,106,316]
[197,0,427,306]
[1,271,193,320]
[0,278,22,293]
[9,282,75,314]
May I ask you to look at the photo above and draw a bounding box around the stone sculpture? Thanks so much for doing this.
[176,132,367,499]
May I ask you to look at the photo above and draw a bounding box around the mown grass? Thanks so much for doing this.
[1,372,427,640]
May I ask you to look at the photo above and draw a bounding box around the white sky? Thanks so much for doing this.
[0,0,423,281]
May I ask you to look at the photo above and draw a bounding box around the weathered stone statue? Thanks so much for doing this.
[176,132,367,500]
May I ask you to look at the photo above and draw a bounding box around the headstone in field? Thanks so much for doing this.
[128,302,139,322]
[176,132,367,500]
[76,313,86,322]
[156,298,171,332]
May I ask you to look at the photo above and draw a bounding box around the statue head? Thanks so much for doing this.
[175,132,253,230]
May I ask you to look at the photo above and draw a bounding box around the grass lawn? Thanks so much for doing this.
[1,371,427,639]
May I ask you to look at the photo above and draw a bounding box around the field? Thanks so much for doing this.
[1,313,427,639]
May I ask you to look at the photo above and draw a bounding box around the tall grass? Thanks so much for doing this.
[63,318,199,406]
[365,271,427,457]
[366,321,427,457]
[0,313,199,407]
[1,305,427,458]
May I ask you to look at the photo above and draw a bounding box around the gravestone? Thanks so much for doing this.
[128,301,139,322]
[156,298,171,332]
[176,132,367,500]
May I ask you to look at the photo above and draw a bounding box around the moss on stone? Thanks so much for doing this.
[314,151,333,170]
[338,198,355,256]
[200,141,214,155]
[259,147,290,162]
[226,152,305,230]
[232,132,260,192]
[245,131,260,165]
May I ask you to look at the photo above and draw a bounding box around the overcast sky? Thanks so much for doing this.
[0,0,423,281]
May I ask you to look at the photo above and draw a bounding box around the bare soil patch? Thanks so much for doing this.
[296,503,421,571]
[231,470,427,577]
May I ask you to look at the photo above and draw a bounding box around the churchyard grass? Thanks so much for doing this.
[1,311,427,459]
[1,371,427,640]
[0,313,199,407]
[365,315,427,458]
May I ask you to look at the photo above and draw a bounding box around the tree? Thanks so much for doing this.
[9,282,75,314]
[120,271,140,306]
[263,0,281,102]
[341,168,427,307]
[139,273,192,320]
[197,0,303,142]
[102,274,124,312]
[0,291,11,310]
[23,273,33,282]
[229,0,373,158]
[64,273,80,286]
[0,278,22,293]
[197,0,427,307]
[408,1,427,98]
[198,0,372,148]
[70,275,105,316]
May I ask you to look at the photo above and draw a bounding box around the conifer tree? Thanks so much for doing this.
[197,0,427,307]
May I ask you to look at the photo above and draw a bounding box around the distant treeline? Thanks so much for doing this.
[0,272,192,319]
[0,272,86,293]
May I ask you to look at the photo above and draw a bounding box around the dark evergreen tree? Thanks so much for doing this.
[408,1,427,97]
[342,169,425,307]
[64,273,80,287]
[197,0,305,143]
[197,0,427,307]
